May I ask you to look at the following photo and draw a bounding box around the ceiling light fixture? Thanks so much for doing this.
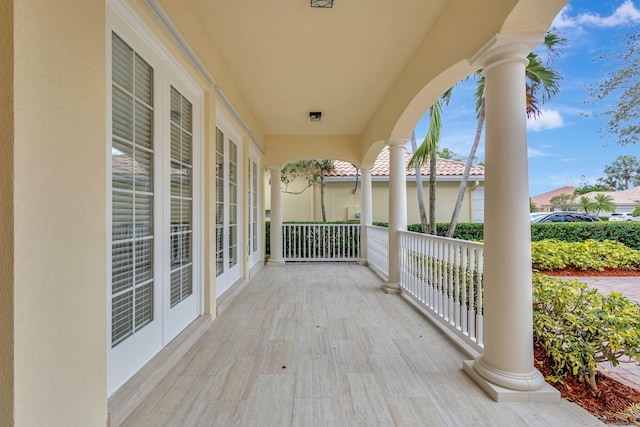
[310,0,333,8]
[309,112,322,122]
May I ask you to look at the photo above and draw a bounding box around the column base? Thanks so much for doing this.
[267,259,285,266]
[463,358,559,402]
[357,258,368,266]
[381,282,402,294]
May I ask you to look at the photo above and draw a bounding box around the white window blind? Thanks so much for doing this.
[228,140,238,268]
[111,33,155,347]
[249,159,258,254]
[215,128,224,277]
[169,86,193,307]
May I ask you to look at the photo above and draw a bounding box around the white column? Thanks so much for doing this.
[462,35,558,402]
[382,138,408,294]
[267,165,284,265]
[358,166,373,265]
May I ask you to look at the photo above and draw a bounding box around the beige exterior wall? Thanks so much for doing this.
[9,0,270,424]
[267,175,482,224]
[0,0,14,423]
[13,1,108,425]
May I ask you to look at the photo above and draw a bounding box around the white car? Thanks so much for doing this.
[609,212,640,222]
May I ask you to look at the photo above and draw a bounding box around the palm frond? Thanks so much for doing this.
[473,73,485,118]
[408,96,445,168]
[525,53,562,118]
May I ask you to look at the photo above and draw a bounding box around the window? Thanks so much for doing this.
[169,86,193,307]
[214,115,243,296]
[215,128,224,277]
[111,32,155,346]
[108,9,203,394]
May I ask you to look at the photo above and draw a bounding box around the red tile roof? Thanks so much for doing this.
[530,186,576,208]
[328,146,484,178]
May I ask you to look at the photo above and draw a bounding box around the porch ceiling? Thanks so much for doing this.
[181,0,565,148]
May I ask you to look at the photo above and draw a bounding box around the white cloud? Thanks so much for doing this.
[553,1,640,29]
[527,109,564,132]
[528,147,554,158]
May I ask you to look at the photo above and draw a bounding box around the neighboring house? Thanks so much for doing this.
[269,147,485,223]
[580,187,640,215]
[530,185,576,212]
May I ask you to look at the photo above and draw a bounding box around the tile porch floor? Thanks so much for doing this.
[120,264,604,426]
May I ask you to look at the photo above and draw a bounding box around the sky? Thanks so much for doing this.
[412,0,640,197]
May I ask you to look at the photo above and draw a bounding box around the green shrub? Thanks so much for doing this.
[531,239,640,271]
[533,274,640,390]
[373,222,485,241]
[633,206,640,217]
[374,222,640,249]
[531,222,640,250]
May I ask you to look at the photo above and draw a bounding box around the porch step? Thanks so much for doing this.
[107,315,212,427]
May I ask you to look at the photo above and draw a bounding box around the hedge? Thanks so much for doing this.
[373,222,640,249]
[530,222,640,249]
[531,239,640,271]
[266,221,640,255]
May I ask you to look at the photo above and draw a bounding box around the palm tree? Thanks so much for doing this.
[592,193,616,215]
[577,196,595,213]
[409,131,428,233]
[446,30,566,237]
[409,90,452,234]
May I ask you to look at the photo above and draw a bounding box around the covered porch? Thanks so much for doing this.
[3,0,577,425]
[114,264,602,426]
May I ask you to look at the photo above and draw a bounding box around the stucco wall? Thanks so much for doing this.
[13,1,108,425]
[0,0,14,423]
[268,175,481,224]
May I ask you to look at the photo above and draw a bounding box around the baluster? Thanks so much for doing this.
[428,237,437,311]
[461,246,468,334]
[476,248,484,347]
[449,242,457,325]
[293,224,297,260]
[435,240,441,315]
[454,242,461,330]
[468,248,476,341]
[443,241,449,320]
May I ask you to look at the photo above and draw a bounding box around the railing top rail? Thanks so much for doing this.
[283,223,359,227]
[399,229,484,250]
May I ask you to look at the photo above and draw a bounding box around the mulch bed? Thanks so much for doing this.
[535,342,640,424]
[538,268,640,277]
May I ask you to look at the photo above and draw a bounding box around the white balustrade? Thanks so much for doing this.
[366,225,389,280]
[282,223,360,262]
[399,230,484,352]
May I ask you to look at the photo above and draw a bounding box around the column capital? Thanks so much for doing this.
[265,165,282,172]
[470,33,544,71]
[359,164,374,173]
[385,137,409,149]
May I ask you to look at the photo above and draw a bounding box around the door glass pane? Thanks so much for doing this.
[252,161,258,253]
[228,141,238,268]
[215,128,224,276]
[111,32,154,347]
[169,86,194,308]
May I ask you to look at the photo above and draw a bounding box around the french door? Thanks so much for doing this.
[215,115,243,297]
[108,10,202,395]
